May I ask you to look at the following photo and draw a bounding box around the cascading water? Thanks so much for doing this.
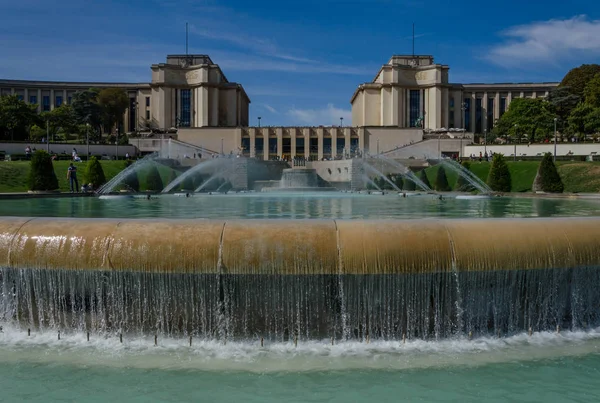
[162,157,229,193]
[438,158,493,194]
[360,162,401,191]
[97,153,159,194]
[369,156,432,192]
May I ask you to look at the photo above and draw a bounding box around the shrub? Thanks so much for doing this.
[535,153,564,193]
[435,166,451,191]
[145,165,163,192]
[28,150,58,191]
[418,169,432,190]
[487,154,512,192]
[84,156,106,188]
[393,174,404,190]
[456,161,475,192]
[403,177,416,191]
[121,160,139,191]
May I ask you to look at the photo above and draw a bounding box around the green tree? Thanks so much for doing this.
[568,103,596,135]
[418,169,431,189]
[403,177,416,191]
[583,74,600,108]
[145,165,163,192]
[434,166,451,191]
[28,150,58,191]
[456,161,475,192]
[534,153,564,193]
[41,105,78,142]
[121,160,139,191]
[487,154,511,192]
[0,95,38,141]
[547,86,580,124]
[560,64,600,100]
[97,88,129,135]
[84,156,107,188]
[492,98,557,143]
[583,108,600,134]
[71,89,102,142]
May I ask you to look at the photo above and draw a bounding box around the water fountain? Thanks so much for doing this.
[366,156,432,192]
[438,157,493,196]
[97,153,160,197]
[261,168,337,192]
[2,216,600,340]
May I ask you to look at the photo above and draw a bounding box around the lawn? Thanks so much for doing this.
[423,161,540,192]
[556,162,600,193]
[0,159,180,193]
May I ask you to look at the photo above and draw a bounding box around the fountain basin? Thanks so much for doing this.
[455,195,491,200]
[98,194,134,200]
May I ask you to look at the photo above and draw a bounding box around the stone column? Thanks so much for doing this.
[50,89,55,110]
[37,89,42,112]
[359,127,366,155]
[172,88,177,128]
[494,92,500,121]
[290,128,296,159]
[317,127,324,161]
[470,92,476,133]
[344,128,351,157]
[442,87,449,128]
[249,128,256,158]
[210,87,219,126]
[63,89,67,106]
[482,92,488,134]
[198,87,209,127]
[263,128,269,161]
[532,91,537,99]
[276,127,283,159]
[303,128,310,159]
[24,88,28,104]
[507,92,512,109]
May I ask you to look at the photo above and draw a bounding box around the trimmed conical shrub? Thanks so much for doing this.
[403,176,416,191]
[419,169,432,190]
[534,153,564,193]
[393,175,404,190]
[28,150,58,191]
[435,166,451,191]
[487,153,511,192]
[456,161,475,192]
[84,156,106,188]
[145,165,163,192]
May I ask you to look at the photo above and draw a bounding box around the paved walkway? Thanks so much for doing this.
[0,192,93,200]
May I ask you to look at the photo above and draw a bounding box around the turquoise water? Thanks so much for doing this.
[1,192,599,219]
[1,326,600,402]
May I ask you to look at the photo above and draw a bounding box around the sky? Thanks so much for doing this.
[1,0,599,126]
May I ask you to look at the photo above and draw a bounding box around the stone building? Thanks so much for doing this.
[0,53,558,158]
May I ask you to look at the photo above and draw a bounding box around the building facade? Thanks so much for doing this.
[0,53,559,158]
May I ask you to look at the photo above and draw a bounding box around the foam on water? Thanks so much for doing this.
[1,323,599,373]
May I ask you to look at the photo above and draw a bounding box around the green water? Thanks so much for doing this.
[1,327,600,402]
[1,192,599,219]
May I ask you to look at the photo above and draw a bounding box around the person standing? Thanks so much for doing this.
[67,163,79,193]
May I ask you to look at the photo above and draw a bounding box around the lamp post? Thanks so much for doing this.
[221,138,224,155]
[553,117,558,162]
[376,138,379,155]
[484,129,487,158]
[514,124,518,162]
[258,117,261,128]
[340,117,344,127]
[86,123,90,158]
[115,127,119,160]
[461,102,467,130]
[46,119,50,153]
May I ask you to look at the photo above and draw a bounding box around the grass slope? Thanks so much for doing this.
[557,162,600,193]
[424,161,540,192]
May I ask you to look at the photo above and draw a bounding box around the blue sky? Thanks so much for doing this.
[1,0,599,126]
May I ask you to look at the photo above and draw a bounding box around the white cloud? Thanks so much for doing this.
[263,104,278,114]
[487,15,600,67]
[287,104,351,126]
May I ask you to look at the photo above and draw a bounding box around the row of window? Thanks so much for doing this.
[448,96,509,132]
[240,137,359,154]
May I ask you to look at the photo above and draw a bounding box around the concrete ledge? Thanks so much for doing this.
[0,192,94,200]
[2,217,599,274]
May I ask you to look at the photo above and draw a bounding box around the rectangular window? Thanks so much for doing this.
[268,137,278,154]
[336,137,345,156]
[180,89,191,127]
[55,96,63,107]
[29,95,37,104]
[68,96,72,105]
[500,98,507,117]
[255,137,264,155]
[463,98,471,131]
[296,137,305,155]
[42,96,50,111]
[409,90,421,127]
[487,98,494,132]
[475,98,482,134]
[323,137,332,157]
[146,97,150,107]
[146,110,150,120]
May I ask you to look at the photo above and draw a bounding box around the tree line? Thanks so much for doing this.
[0,87,130,144]
[491,64,600,143]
